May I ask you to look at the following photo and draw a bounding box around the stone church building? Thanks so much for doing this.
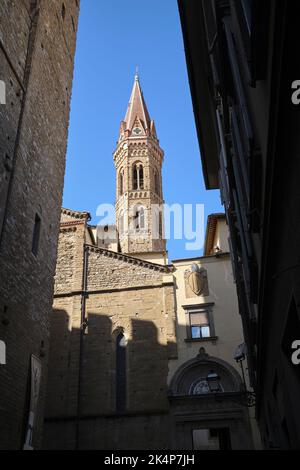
[43,76,256,450]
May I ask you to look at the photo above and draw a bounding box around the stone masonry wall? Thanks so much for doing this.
[0,0,80,449]
[87,248,166,290]
[44,221,177,449]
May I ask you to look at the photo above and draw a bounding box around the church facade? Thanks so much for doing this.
[43,76,256,450]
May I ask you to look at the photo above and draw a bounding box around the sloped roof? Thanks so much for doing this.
[203,213,226,256]
[124,74,152,131]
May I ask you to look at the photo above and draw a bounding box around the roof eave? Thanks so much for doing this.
[178,0,220,190]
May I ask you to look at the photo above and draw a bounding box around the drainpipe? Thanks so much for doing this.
[75,245,89,450]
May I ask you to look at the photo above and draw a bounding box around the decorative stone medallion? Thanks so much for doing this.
[184,264,209,298]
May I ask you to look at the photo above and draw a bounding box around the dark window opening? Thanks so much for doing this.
[133,166,138,190]
[134,206,145,232]
[119,170,124,195]
[61,3,66,20]
[133,164,144,190]
[116,333,126,413]
[192,428,231,450]
[159,212,163,238]
[139,166,144,189]
[32,214,41,256]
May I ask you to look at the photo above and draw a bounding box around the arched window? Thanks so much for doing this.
[116,333,126,412]
[134,205,145,231]
[133,163,144,190]
[119,169,124,196]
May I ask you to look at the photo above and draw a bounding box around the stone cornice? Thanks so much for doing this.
[53,281,175,298]
[61,207,91,220]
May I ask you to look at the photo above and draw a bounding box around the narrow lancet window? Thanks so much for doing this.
[116,333,126,413]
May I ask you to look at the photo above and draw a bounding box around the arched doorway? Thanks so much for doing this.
[168,353,253,450]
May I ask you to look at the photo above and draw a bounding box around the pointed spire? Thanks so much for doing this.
[124,72,151,132]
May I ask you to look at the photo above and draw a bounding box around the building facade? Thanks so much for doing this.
[0,0,80,449]
[178,0,300,449]
[43,76,255,450]
[169,214,256,450]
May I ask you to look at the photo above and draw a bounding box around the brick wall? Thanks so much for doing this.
[0,0,80,449]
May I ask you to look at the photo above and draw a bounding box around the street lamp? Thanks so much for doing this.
[233,343,256,407]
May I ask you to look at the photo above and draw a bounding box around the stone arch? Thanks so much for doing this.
[169,354,243,396]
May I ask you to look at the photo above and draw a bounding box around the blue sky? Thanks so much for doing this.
[63,0,223,260]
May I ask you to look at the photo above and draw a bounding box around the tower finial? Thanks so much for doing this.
[135,65,139,81]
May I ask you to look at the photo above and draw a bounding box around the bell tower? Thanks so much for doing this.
[113,74,166,257]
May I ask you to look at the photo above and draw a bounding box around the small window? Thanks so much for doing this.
[190,311,210,339]
[32,214,41,256]
[61,3,66,20]
[185,307,215,340]
[116,333,126,413]
[140,167,144,189]
[134,206,145,232]
[133,166,138,190]
[133,164,144,190]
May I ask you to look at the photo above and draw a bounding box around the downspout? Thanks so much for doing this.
[75,244,89,450]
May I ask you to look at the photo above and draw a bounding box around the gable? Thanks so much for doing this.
[87,247,170,291]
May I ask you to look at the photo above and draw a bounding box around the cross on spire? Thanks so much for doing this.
[124,71,151,131]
